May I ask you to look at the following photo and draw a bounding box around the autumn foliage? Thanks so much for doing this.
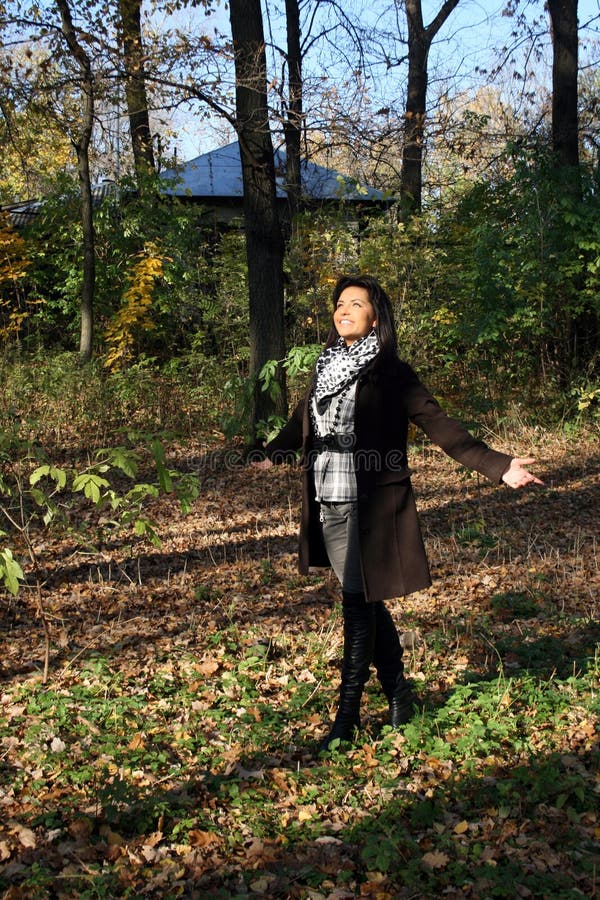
[0,212,36,341]
[103,242,166,370]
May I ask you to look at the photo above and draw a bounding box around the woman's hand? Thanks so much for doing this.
[502,457,544,489]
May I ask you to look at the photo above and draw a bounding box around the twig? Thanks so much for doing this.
[34,578,51,683]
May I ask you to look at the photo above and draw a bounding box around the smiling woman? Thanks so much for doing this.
[253,273,544,754]
[333,287,377,346]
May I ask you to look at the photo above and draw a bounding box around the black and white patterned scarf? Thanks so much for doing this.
[313,331,379,412]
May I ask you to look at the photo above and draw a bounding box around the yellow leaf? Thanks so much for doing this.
[454,820,469,834]
[128,733,145,751]
[298,804,317,822]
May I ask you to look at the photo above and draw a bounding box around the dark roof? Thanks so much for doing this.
[1,199,42,229]
[161,141,384,202]
[2,180,119,229]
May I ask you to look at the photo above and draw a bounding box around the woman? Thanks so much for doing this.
[254,274,542,751]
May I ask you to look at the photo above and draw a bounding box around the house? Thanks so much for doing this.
[2,141,387,231]
[160,140,387,226]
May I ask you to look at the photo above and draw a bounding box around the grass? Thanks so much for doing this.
[2,636,598,897]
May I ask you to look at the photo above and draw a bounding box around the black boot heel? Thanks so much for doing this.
[389,678,419,727]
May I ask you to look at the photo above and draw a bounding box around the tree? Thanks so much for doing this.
[282,0,303,227]
[229,0,287,439]
[401,0,461,213]
[546,0,597,373]
[548,0,579,171]
[55,0,96,362]
[117,0,156,181]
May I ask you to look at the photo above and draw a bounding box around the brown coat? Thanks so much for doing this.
[266,356,512,603]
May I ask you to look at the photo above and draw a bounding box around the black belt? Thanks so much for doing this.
[313,433,356,452]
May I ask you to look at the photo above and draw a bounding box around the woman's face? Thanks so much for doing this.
[333,286,377,346]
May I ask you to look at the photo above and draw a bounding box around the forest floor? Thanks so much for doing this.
[1,426,599,898]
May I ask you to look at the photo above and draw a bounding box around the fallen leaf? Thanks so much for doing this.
[187,829,222,848]
[298,804,317,822]
[12,824,36,849]
[196,659,220,675]
[422,850,449,869]
[128,732,145,750]
[250,875,278,892]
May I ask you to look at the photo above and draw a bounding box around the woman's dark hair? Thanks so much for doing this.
[324,274,398,361]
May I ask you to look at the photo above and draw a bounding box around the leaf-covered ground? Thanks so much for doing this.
[1,428,599,898]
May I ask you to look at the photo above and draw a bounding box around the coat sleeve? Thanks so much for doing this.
[263,396,306,464]
[402,367,512,484]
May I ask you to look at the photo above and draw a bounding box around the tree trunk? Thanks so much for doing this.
[229,0,287,441]
[283,0,303,229]
[76,143,95,361]
[401,0,460,214]
[548,0,580,171]
[402,4,428,214]
[547,0,593,376]
[55,0,95,362]
[118,0,155,181]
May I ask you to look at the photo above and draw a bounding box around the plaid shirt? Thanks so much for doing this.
[311,383,357,502]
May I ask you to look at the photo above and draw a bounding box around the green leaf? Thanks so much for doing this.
[51,466,67,489]
[29,465,51,486]
[29,465,67,488]
[29,487,47,507]
[124,483,159,505]
[152,440,173,493]
[105,490,122,510]
[42,507,55,526]
[103,447,139,478]
[72,473,110,504]
[175,474,201,514]
[0,548,24,595]
[134,517,161,547]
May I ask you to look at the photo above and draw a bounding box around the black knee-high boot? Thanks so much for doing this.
[319,591,375,751]
[373,602,418,727]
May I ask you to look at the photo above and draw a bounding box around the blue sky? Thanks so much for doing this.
[169,0,600,160]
